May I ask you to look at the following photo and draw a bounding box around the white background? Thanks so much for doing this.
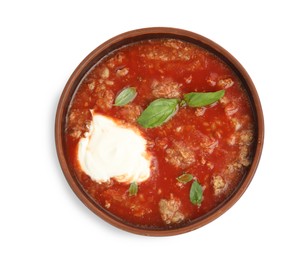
[1,0,304,259]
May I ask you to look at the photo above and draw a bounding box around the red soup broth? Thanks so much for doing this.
[65,39,255,229]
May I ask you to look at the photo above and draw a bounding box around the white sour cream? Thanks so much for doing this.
[77,112,151,184]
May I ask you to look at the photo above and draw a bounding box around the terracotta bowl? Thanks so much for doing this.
[55,27,264,236]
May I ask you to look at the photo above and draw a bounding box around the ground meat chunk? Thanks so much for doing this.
[99,66,109,79]
[225,102,239,116]
[235,129,254,167]
[144,39,192,61]
[165,141,195,169]
[106,52,126,68]
[238,130,254,145]
[159,197,185,224]
[218,78,234,89]
[118,104,142,123]
[200,135,218,154]
[238,146,251,166]
[104,189,152,217]
[230,117,242,131]
[151,78,182,98]
[87,81,95,91]
[105,80,114,86]
[206,72,218,86]
[66,109,91,139]
[195,107,207,117]
[116,67,129,77]
[130,203,153,218]
[155,137,169,150]
[225,145,252,173]
[184,75,192,84]
[95,89,114,111]
[212,175,227,196]
[103,188,125,203]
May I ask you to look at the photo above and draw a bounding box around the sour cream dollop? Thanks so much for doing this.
[77,112,152,184]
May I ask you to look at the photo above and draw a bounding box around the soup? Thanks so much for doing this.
[64,38,255,229]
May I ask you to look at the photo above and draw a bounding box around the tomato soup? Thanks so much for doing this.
[65,39,255,229]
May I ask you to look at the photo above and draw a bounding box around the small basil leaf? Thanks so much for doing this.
[190,180,203,205]
[177,173,193,184]
[183,90,225,107]
[137,98,179,128]
[114,87,137,106]
[129,182,138,196]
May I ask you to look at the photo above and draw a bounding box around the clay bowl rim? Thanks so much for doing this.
[55,27,264,236]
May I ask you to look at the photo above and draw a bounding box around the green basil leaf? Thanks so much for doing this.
[183,90,225,107]
[114,87,137,106]
[190,180,203,205]
[137,98,179,128]
[129,182,138,196]
[177,173,193,184]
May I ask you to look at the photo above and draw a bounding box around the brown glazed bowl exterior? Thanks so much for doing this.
[55,27,264,236]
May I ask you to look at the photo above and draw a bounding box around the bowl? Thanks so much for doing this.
[55,27,264,236]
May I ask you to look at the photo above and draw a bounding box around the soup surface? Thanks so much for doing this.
[65,39,255,229]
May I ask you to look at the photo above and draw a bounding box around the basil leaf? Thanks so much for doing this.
[183,90,225,107]
[190,180,203,205]
[129,182,138,196]
[137,98,179,128]
[177,173,193,184]
[114,87,137,106]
